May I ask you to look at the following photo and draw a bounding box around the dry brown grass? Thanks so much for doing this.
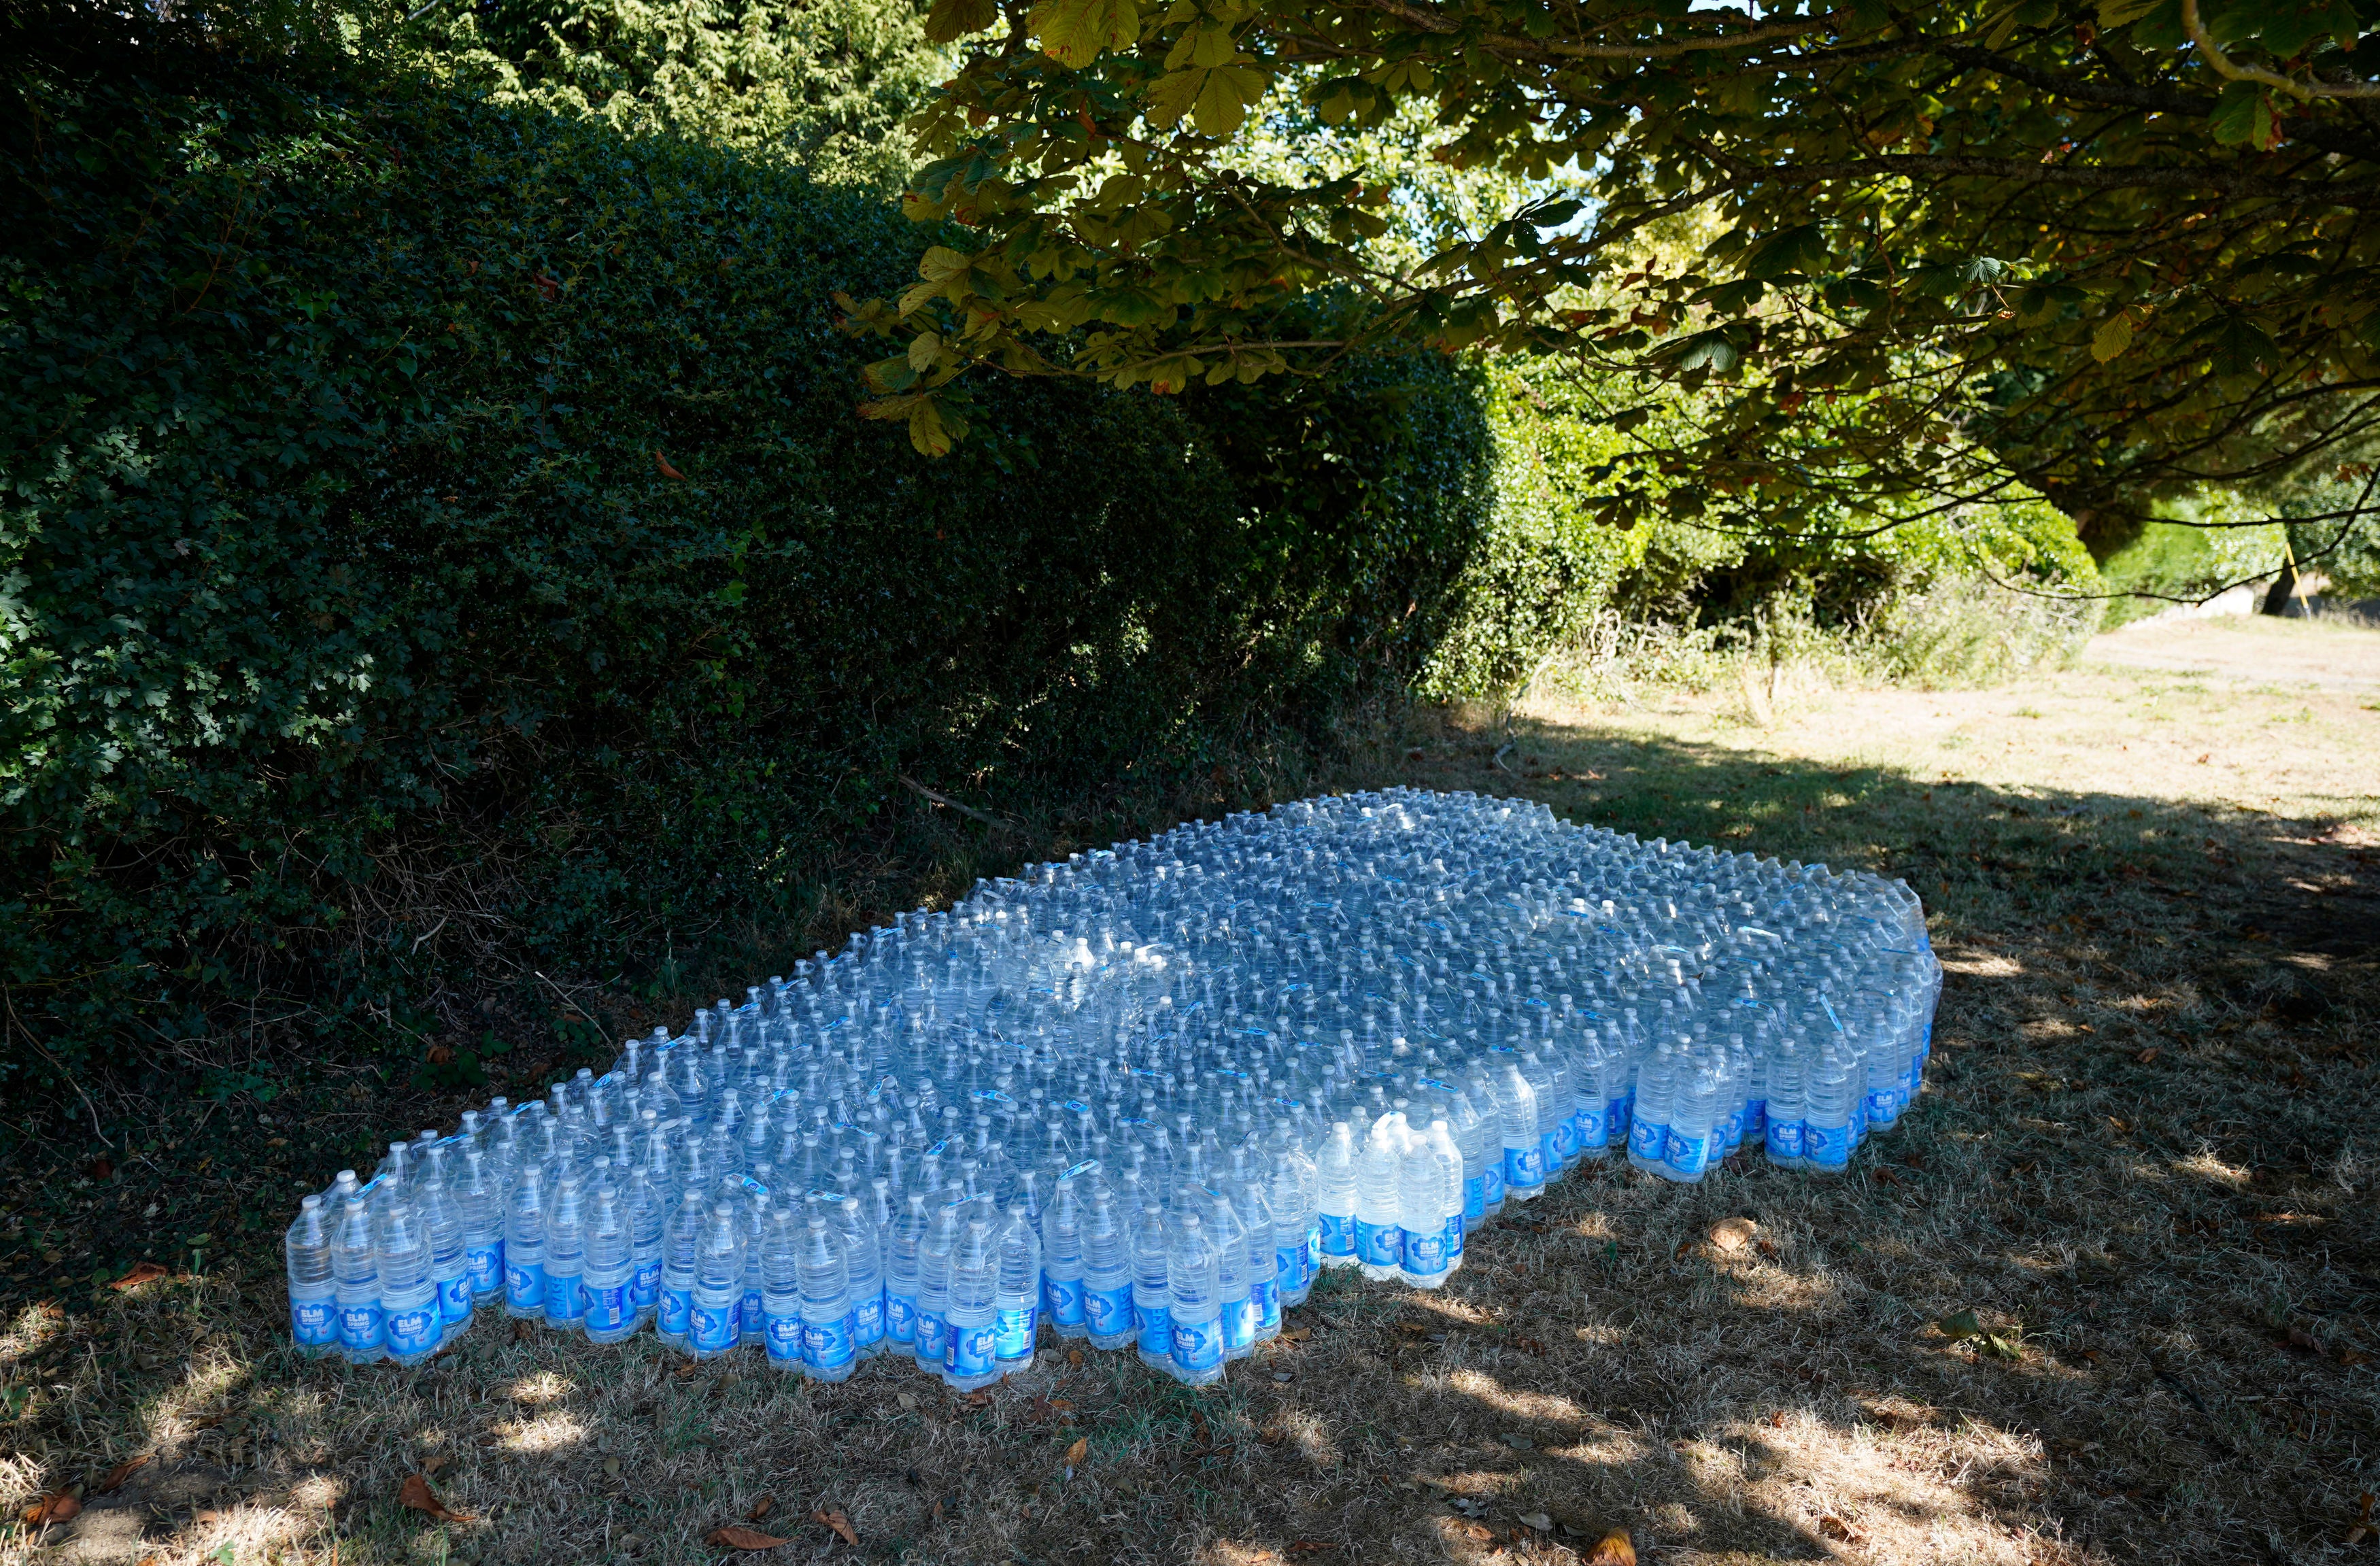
[5,616,2378,1566]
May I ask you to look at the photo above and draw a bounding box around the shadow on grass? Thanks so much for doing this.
[4,710,2377,1565]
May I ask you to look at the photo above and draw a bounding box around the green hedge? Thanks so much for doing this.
[0,39,1493,1086]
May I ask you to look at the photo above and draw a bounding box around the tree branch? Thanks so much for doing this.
[2180,0,2380,100]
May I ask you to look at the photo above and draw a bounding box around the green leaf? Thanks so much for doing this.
[2091,313,2135,361]
[1938,1309,1983,1340]
[2095,0,2160,28]
[2209,314,2280,376]
[1031,0,1140,69]
[923,0,999,41]
[1739,224,1826,282]
[1659,328,1744,373]
[2208,81,2281,151]
[1984,3,2022,48]
[908,397,964,456]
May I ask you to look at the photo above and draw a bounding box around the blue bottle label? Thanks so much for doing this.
[947,1321,996,1377]
[386,1304,441,1357]
[915,1310,949,1363]
[741,1289,764,1336]
[660,1286,693,1337]
[1552,1117,1580,1162]
[1744,1099,1767,1139]
[853,1293,885,1346]
[1172,1315,1224,1372]
[1607,1096,1632,1147]
[439,1274,474,1323]
[1482,1157,1506,1206]
[1085,1284,1132,1337]
[1665,1129,1711,1177]
[505,1261,544,1312]
[1401,1228,1448,1278]
[1506,1145,1546,1187]
[764,1312,803,1363]
[466,1243,504,1295]
[632,1261,660,1311]
[1577,1104,1606,1150]
[1462,1174,1485,1221]
[1297,1236,1314,1285]
[1443,1213,1465,1261]
[1274,1246,1301,1290]
[1318,1212,1357,1257]
[582,1281,629,1335]
[885,1292,919,1343]
[809,1312,858,1369]
[1136,1299,1172,1357]
[689,1300,738,1352]
[1355,1220,1401,1267]
[544,1270,583,1323]
[996,1304,1039,1359]
[1540,1132,1561,1174]
[339,1299,385,1350]
[1805,1123,1853,1169]
[1766,1118,1805,1160]
[292,1296,338,1346]
[1253,1276,1280,1331]
[1043,1275,1085,1327]
[1628,1117,1667,1160]
[1221,1295,1255,1351]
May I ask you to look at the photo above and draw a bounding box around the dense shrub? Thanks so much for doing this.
[0,41,1492,1086]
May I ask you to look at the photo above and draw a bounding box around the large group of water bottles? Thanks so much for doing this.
[285,788,1941,1384]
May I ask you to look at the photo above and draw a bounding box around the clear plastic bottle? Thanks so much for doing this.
[913,1195,962,1377]
[942,1216,1000,1391]
[1131,1199,1173,1372]
[1314,1121,1360,1270]
[994,1197,1043,1373]
[1040,1169,1088,1340]
[624,1155,667,1327]
[415,1144,473,1340]
[1662,1046,1722,1183]
[580,1159,639,1344]
[1166,1211,1224,1386]
[333,1184,386,1363]
[1495,1057,1545,1200]
[542,1164,587,1333]
[800,1205,857,1382]
[1627,1038,1678,1174]
[375,1199,442,1367]
[885,1191,929,1353]
[1354,1112,1407,1280]
[285,1195,339,1356]
[834,1194,887,1360]
[454,1148,506,1300]
[686,1199,745,1359]
[1079,1186,1134,1349]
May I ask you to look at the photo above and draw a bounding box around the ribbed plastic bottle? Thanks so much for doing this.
[1078,1186,1134,1350]
[1131,1199,1172,1372]
[942,1216,1001,1391]
[1040,1169,1088,1341]
[994,1197,1043,1373]
[376,1198,442,1367]
[1166,1211,1223,1386]
[285,1195,339,1356]
[542,1164,587,1333]
[580,1160,638,1344]
[834,1194,887,1361]
[1354,1112,1407,1281]
[658,1177,706,1348]
[1396,1125,1450,1289]
[885,1191,928,1352]
[1314,1121,1359,1270]
[686,1199,745,1359]
[800,1206,858,1382]
[913,1195,961,1377]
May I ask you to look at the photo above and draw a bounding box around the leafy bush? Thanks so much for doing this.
[0,42,1491,1087]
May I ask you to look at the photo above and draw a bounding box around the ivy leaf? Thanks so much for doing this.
[923,0,999,41]
[1031,0,1140,69]
[2090,313,2135,362]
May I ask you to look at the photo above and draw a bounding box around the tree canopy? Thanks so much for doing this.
[848,0,2380,543]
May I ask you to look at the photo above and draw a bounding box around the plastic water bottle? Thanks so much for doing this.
[1424,1117,1465,1276]
[1041,1170,1087,1340]
[800,1206,858,1382]
[333,1185,385,1363]
[504,1161,549,1321]
[415,1144,473,1339]
[542,1164,586,1333]
[1166,1211,1224,1386]
[625,1156,666,1327]
[885,1191,928,1352]
[994,1197,1042,1372]
[913,1196,960,1377]
[687,1199,745,1359]
[1132,1199,1172,1372]
[1496,1058,1545,1200]
[1078,1186,1133,1349]
[1354,1113,1406,1281]
[1663,1045,1722,1182]
[834,1194,887,1360]
[285,1195,339,1356]
[737,1187,770,1352]
[757,1199,804,1371]
[1764,1031,1807,1168]
[1802,1042,1857,1174]
[580,1161,638,1344]
[658,1178,706,1348]
[1397,1124,1450,1289]
[943,1216,1000,1391]
[454,1148,505,1300]
[376,1199,442,1367]
[1314,1121,1359,1270]
[1627,1038,1678,1174]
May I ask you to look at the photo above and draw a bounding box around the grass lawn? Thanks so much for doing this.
[5,614,2377,1566]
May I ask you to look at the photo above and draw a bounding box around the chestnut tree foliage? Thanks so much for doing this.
[845,0,2380,537]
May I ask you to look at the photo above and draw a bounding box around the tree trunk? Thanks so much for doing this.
[2262,548,2299,617]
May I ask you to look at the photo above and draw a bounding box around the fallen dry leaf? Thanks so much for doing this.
[1287,1542,1340,1555]
[1818,1514,1868,1544]
[655,450,687,481]
[1709,1217,1758,1251]
[707,1525,788,1550]
[419,1453,451,1478]
[2286,1325,2325,1355]
[97,1454,152,1493]
[425,1043,455,1065]
[1065,1437,1089,1465]
[1585,1527,1636,1566]
[2341,1348,2373,1367]
[809,1508,857,1547]
[22,1493,82,1527]
[1518,1511,1554,1531]
[109,1261,167,1291]
[746,1495,773,1522]
[88,1157,114,1181]
[1280,1325,1312,1342]
[397,1474,473,1523]
[1937,1309,1984,1342]
[1067,1348,1084,1367]
[960,1389,993,1410]
[2136,1046,2161,1065]
[896,1392,919,1412]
